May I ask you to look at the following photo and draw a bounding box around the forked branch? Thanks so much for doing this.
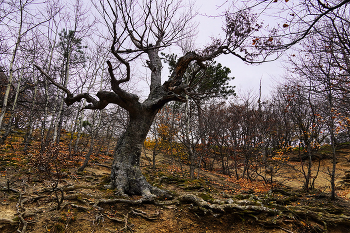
[164,48,225,90]
[34,64,72,97]
[34,65,130,111]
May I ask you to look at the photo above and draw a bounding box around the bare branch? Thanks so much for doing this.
[106,60,139,104]
[82,91,127,110]
[281,0,350,49]
[35,64,131,111]
[164,47,225,91]
[34,64,71,96]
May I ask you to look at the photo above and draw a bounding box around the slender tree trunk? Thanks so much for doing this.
[328,83,337,200]
[53,34,73,144]
[0,67,24,144]
[152,137,158,170]
[0,1,23,130]
[69,103,82,156]
[41,21,58,151]
[78,137,94,172]
[105,123,115,155]
[330,133,336,199]
[189,148,195,179]
[73,105,85,154]
[195,101,205,178]
[233,148,240,179]
[40,78,50,151]
[78,110,102,171]
[54,98,65,143]
[184,93,196,179]
[23,66,39,152]
[306,142,312,191]
[45,104,57,143]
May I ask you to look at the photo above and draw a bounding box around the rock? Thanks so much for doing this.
[0,208,17,230]
[226,198,234,204]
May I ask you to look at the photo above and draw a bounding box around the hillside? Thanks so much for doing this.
[1,134,350,233]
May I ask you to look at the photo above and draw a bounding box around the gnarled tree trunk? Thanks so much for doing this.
[110,108,163,196]
[34,0,226,198]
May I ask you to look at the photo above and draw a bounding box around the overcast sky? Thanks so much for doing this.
[86,0,288,100]
[193,0,287,99]
[90,0,288,100]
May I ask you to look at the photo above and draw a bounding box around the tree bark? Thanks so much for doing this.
[23,68,39,152]
[78,110,102,171]
[0,67,24,144]
[35,45,223,199]
[0,1,23,131]
[110,108,165,197]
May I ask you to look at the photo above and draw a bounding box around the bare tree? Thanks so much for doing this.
[239,0,350,52]
[33,0,318,197]
[286,17,350,197]
[0,0,59,131]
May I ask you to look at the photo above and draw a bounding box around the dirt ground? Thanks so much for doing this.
[1,147,350,233]
[274,148,350,198]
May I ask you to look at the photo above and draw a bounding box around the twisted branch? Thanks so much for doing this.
[34,65,131,111]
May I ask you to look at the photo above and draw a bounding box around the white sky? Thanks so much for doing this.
[15,0,286,100]
[78,0,288,100]
[0,0,293,101]
[194,0,286,99]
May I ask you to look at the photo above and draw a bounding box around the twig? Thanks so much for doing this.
[130,208,159,220]
[16,193,27,233]
[93,163,112,169]
[105,215,125,223]
[0,187,19,193]
[93,198,143,207]
[70,204,90,212]
[22,195,46,204]
[53,186,64,210]
[120,212,134,232]
[279,227,294,233]
[1,179,19,193]
[91,212,104,233]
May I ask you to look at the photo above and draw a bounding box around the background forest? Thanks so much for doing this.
[1,0,350,232]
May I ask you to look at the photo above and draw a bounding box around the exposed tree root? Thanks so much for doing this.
[62,185,97,191]
[120,212,133,232]
[91,211,104,233]
[103,211,135,232]
[0,218,17,226]
[130,208,159,220]
[16,194,27,233]
[93,198,143,207]
[105,215,124,223]
[22,195,46,204]
[279,227,295,233]
[93,163,112,169]
[1,187,19,193]
[282,205,350,225]
[35,184,96,194]
[69,203,90,212]
[64,193,100,201]
[175,194,350,230]
[3,178,349,233]
[93,193,350,230]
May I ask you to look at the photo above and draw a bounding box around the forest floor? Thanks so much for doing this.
[1,140,350,232]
